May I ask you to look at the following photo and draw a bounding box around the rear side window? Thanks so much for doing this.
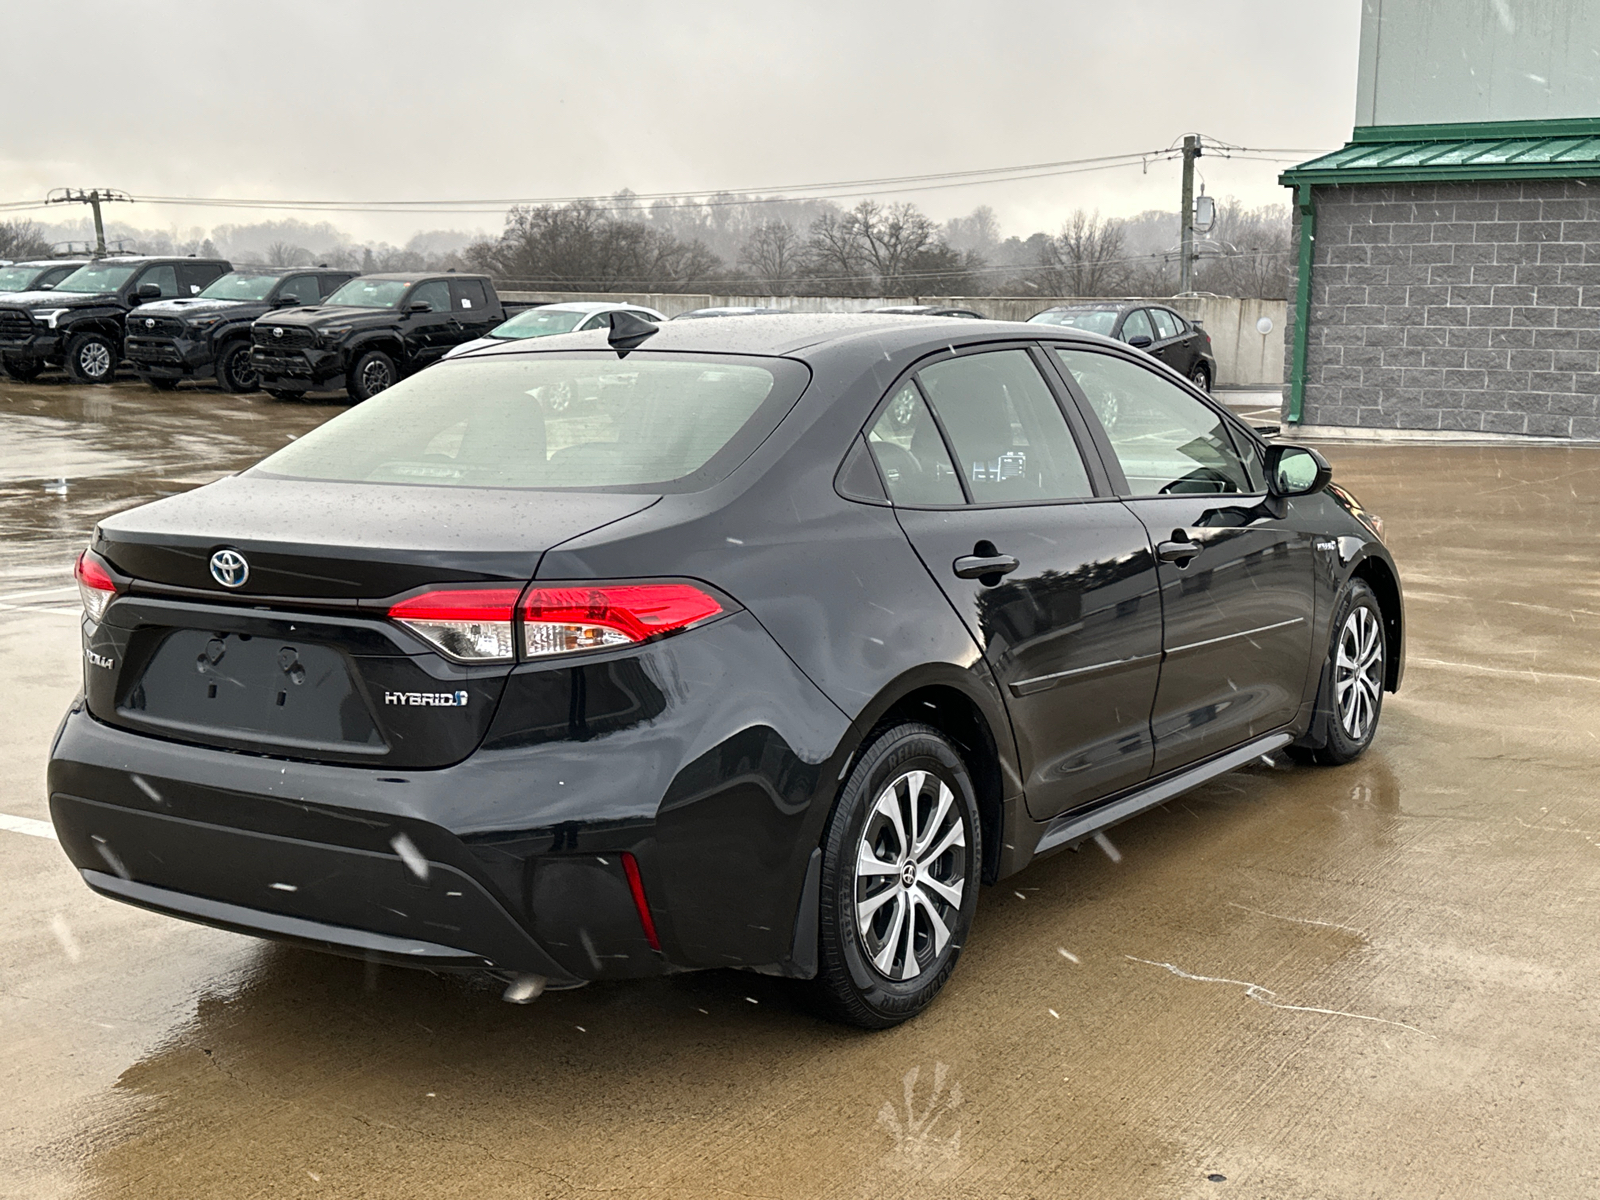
[450,279,488,310]
[319,274,353,298]
[254,352,809,493]
[866,383,963,505]
[1054,348,1253,495]
[916,350,1092,503]
[177,262,224,295]
[1149,309,1179,339]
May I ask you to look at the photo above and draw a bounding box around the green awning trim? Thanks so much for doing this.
[1281,118,1600,186]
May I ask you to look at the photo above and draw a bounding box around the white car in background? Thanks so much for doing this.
[443,300,667,359]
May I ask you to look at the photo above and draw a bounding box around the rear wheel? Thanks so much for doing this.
[1296,579,1386,765]
[264,389,302,402]
[347,349,397,402]
[66,332,117,384]
[215,340,259,393]
[814,722,981,1028]
[1188,362,1211,392]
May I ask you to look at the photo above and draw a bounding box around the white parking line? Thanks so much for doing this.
[0,587,77,604]
[0,812,58,840]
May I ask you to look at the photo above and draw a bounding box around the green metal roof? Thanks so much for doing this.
[1280,118,1600,187]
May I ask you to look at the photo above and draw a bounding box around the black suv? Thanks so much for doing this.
[0,259,90,296]
[250,272,509,401]
[125,267,357,392]
[0,256,231,383]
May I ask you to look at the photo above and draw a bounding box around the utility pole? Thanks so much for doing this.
[45,189,131,257]
[1178,135,1201,294]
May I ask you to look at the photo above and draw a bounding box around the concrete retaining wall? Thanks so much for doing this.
[499,289,1286,387]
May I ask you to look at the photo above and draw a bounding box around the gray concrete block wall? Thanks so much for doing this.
[1283,178,1600,438]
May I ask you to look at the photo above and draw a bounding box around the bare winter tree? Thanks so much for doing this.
[1041,210,1128,296]
[466,200,722,292]
[265,241,311,267]
[738,220,805,293]
[1192,200,1291,299]
[0,220,55,260]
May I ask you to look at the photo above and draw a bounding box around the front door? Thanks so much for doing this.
[1051,346,1317,774]
[866,346,1164,821]
[402,280,455,365]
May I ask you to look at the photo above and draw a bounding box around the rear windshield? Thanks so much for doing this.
[253,351,810,493]
[490,308,589,338]
[1029,308,1118,335]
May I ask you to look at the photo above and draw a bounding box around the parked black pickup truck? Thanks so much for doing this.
[0,255,231,383]
[125,267,357,392]
[250,272,521,401]
[0,258,90,296]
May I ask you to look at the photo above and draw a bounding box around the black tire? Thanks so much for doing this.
[347,348,397,402]
[65,332,117,384]
[144,376,179,391]
[265,389,302,402]
[1294,579,1386,766]
[1,356,43,382]
[1188,362,1211,392]
[215,340,259,393]
[813,722,982,1029]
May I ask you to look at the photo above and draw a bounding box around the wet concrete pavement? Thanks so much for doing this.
[3,378,1599,1199]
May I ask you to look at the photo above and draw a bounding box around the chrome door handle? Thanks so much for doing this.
[953,553,1019,580]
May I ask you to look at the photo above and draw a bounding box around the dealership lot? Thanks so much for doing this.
[2,379,1598,1198]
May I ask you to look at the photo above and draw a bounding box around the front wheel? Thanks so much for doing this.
[347,349,397,402]
[0,356,43,382]
[65,332,117,384]
[813,722,981,1028]
[1297,579,1386,765]
[215,340,259,393]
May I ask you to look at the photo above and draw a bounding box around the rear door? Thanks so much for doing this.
[449,278,494,344]
[867,345,1163,821]
[1146,308,1187,372]
[1050,346,1317,774]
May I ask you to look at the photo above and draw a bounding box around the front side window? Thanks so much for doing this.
[1054,348,1253,496]
[276,274,322,305]
[1120,308,1154,344]
[866,383,963,505]
[325,278,408,308]
[253,352,804,492]
[138,265,179,298]
[916,349,1092,503]
[409,280,450,312]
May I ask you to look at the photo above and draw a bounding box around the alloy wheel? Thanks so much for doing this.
[362,359,393,394]
[80,342,112,378]
[1335,606,1383,741]
[854,768,967,981]
[228,347,258,390]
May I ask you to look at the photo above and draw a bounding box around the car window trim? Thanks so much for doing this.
[852,340,1121,510]
[1042,341,1272,500]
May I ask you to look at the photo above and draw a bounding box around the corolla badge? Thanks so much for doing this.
[209,548,249,588]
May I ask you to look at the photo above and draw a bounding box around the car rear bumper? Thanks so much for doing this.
[48,609,851,981]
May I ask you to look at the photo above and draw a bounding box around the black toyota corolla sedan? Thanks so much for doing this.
[49,313,1402,1027]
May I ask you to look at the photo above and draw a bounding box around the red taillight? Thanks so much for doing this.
[621,851,661,951]
[388,588,520,663]
[520,583,722,658]
[75,550,117,623]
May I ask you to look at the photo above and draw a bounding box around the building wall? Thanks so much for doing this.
[1284,178,1600,438]
[501,292,1287,387]
[1356,0,1600,127]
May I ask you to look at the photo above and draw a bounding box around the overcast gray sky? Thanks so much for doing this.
[1,0,1362,244]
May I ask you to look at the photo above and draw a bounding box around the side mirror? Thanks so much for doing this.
[407,301,433,314]
[1126,334,1153,349]
[136,283,161,300]
[37,283,54,291]
[1264,443,1332,498]
[272,294,301,307]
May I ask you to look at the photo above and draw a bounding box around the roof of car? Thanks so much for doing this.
[356,272,487,283]
[67,255,231,266]
[229,266,355,276]
[531,301,660,313]
[456,311,1106,360]
[8,258,91,268]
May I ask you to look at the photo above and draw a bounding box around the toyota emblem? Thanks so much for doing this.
[144,318,155,329]
[209,549,249,589]
[272,327,284,339]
